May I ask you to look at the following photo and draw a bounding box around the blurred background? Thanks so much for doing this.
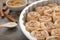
[0,0,41,40]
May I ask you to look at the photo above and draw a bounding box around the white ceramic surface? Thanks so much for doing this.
[19,0,60,40]
[6,0,27,11]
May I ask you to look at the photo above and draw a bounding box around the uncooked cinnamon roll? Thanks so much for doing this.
[35,6,44,15]
[27,11,40,21]
[53,12,60,22]
[31,28,49,40]
[41,22,55,33]
[51,29,60,36]
[39,16,52,22]
[53,6,60,12]
[25,20,41,32]
[46,36,60,40]
[54,19,60,28]
[43,6,50,10]
[47,3,57,8]
[44,9,54,17]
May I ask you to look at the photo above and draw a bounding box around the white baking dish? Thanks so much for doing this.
[19,0,60,40]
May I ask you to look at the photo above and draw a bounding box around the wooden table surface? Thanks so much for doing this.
[0,0,28,40]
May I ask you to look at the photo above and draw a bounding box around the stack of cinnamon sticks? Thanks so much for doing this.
[0,2,18,23]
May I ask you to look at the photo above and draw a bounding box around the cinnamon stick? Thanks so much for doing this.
[4,13,17,23]
[2,1,6,6]
[0,8,4,17]
[2,6,8,11]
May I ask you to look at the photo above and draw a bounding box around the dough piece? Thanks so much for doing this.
[51,29,60,36]
[27,11,40,21]
[35,6,50,15]
[43,6,50,10]
[35,7,44,15]
[53,6,60,12]
[41,22,55,33]
[39,16,52,22]
[25,20,41,32]
[46,36,60,40]
[54,19,60,28]
[53,11,60,22]
[44,9,54,17]
[31,28,49,40]
[47,3,57,8]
